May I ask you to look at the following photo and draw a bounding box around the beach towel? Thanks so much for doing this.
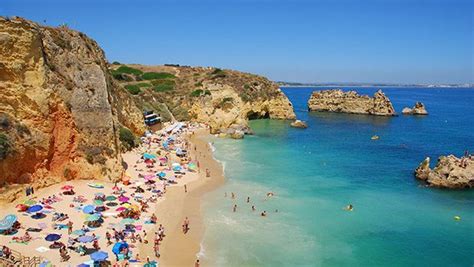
[36,246,50,253]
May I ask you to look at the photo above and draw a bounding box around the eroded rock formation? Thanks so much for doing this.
[307,89,395,116]
[402,102,428,115]
[415,155,473,189]
[111,64,296,136]
[0,17,145,197]
[290,120,308,128]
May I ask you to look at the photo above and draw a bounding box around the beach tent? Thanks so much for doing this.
[82,205,96,214]
[90,251,109,262]
[0,214,17,231]
[27,204,43,213]
[45,233,61,242]
[112,242,129,254]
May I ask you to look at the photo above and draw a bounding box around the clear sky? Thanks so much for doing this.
[2,0,473,84]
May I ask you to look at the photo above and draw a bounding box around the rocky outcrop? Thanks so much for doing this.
[111,64,296,136]
[290,120,308,128]
[415,155,474,189]
[0,17,145,194]
[307,89,395,116]
[402,102,428,115]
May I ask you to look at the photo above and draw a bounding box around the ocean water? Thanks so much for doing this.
[200,87,474,267]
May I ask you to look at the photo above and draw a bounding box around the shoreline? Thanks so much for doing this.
[139,128,225,266]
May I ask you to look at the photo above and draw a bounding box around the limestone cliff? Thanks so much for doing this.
[307,89,395,116]
[111,64,296,135]
[0,17,145,198]
[415,155,473,189]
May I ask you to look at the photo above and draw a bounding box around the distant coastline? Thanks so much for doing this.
[277,82,474,88]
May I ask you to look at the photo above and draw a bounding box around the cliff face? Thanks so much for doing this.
[415,155,473,189]
[307,89,395,116]
[0,17,145,195]
[112,64,296,135]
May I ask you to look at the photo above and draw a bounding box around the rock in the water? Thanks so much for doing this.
[307,89,395,116]
[230,130,244,139]
[414,155,474,189]
[290,120,308,128]
[402,102,428,115]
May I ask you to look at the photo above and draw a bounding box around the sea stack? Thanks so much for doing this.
[290,120,308,128]
[415,155,474,189]
[307,89,395,116]
[402,102,428,115]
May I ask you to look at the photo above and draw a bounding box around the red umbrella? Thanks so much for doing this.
[61,185,74,190]
[16,204,28,212]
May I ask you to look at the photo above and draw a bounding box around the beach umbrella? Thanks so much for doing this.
[45,233,61,242]
[39,261,53,267]
[144,159,154,164]
[105,195,117,201]
[85,214,101,222]
[120,218,136,225]
[61,185,74,190]
[88,183,104,189]
[78,235,95,243]
[157,171,166,178]
[94,199,104,206]
[112,242,128,254]
[159,157,167,163]
[94,192,105,197]
[106,202,118,207]
[71,229,86,236]
[115,207,126,212]
[16,204,28,212]
[77,264,89,267]
[82,205,96,214]
[143,153,156,159]
[188,162,197,171]
[90,251,108,262]
[0,214,17,231]
[118,196,129,202]
[27,204,43,213]
[23,199,36,206]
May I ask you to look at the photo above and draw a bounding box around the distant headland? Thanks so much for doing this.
[277,81,473,88]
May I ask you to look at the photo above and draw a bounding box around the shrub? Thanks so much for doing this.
[151,80,175,92]
[190,89,203,97]
[113,66,143,75]
[194,81,203,87]
[135,82,152,88]
[124,84,141,95]
[141,72,175,80]
[0,115,10,129]
[211,68,223,75]
[0,133,11,160]
[112,61,121,65]
[119,127,136,151]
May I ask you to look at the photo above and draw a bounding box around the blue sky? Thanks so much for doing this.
[2,0,473,84]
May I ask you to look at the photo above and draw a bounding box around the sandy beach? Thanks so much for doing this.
[0,124,225,266]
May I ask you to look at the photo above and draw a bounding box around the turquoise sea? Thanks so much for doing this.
[200,87,474,267]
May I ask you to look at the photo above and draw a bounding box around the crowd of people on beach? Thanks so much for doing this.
[0,122,209,266]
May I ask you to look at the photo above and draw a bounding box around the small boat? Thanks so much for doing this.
[371,135,380,140]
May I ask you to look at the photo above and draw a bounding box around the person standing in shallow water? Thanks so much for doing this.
[233,204,237,212]
[246,196,250,203]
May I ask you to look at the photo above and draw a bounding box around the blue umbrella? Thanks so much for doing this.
[71,230,85,236]
[78,235,95,243]
[76,264,89,267]
[112,242,128,254]
[27,205,43,213]
[45,233,61,242]
[157,172,166,178]
[0,214,17,231]
[82,205,96,214]
[90,251,108,262]
[143,153,156,159]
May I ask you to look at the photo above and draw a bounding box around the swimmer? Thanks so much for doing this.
[261,211,267,217]
[233,204,237,212]
[345,204,353,211]
[266,192,274,197]
[252,205,256,211]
